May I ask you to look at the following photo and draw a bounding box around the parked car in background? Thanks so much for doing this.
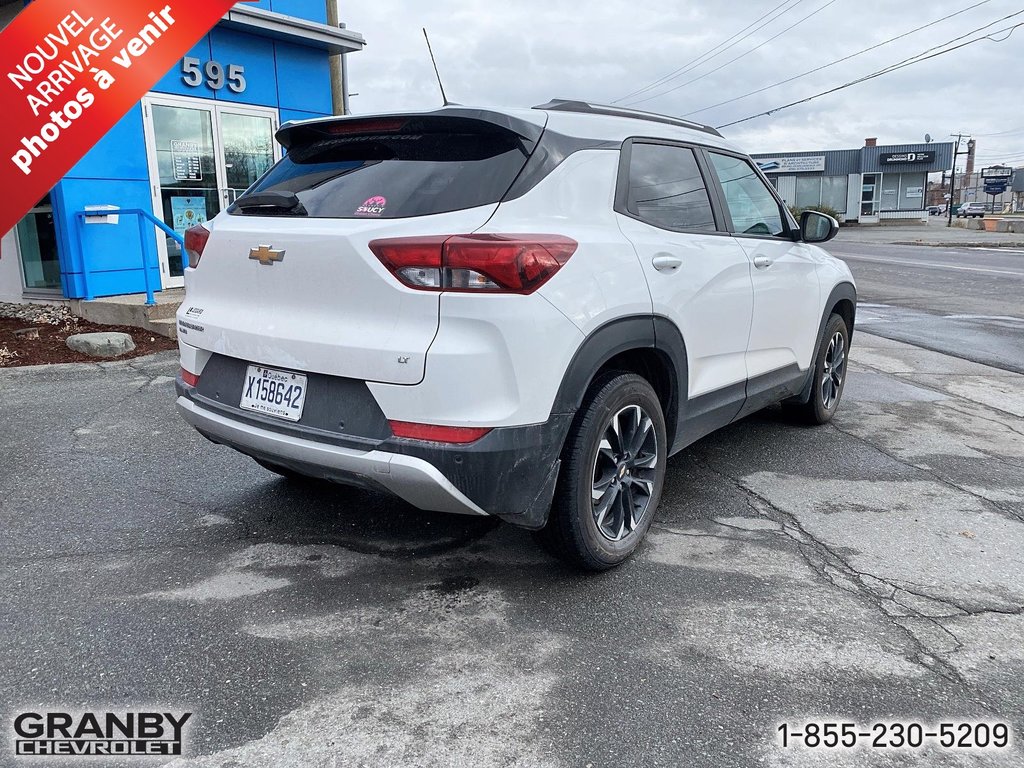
[175,100,856,570]
[957,202,986,218]
[927,205,944,216]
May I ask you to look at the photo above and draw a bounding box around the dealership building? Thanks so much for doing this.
[751,139,954,224]
[0,1,363,304]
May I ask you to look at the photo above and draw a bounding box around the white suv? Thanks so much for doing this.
[956,201,986,218]
[175,100,855,570]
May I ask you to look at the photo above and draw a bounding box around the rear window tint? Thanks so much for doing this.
[233,130,530,219]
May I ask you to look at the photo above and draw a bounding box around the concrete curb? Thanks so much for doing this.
[0,350,177,376]
[889,240,1024,248]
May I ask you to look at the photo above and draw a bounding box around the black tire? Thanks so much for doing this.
[536,372,667,570]
[787,313,850,425]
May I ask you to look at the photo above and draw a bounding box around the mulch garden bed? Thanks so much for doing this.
[0,311,177,368]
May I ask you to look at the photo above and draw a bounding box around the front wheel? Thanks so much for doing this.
[787,313,850,425]
[537,373,667,570]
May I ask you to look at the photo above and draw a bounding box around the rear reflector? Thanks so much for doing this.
[369,234,577,295]
[180,368,200,387]
[184,224,211,269]
[388,420,492,444]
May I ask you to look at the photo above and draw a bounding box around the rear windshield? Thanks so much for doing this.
[232,126,531,219]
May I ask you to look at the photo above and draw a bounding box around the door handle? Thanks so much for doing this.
[652,254,683,272]
[753,255,774,269]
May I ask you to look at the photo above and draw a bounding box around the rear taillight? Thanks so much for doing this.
[180,368,200,387]
[388,420,492,444]
[368,234,577,295]
[184,224,211,269]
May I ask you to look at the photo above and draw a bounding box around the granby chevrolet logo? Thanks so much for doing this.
[249,244,285,265]
[12,710,192,757]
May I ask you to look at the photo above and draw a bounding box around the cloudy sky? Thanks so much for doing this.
[343,0,1024,168]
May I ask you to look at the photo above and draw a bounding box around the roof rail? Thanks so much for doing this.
[533,99,723,138]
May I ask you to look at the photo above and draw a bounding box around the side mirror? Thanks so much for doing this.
[800,210,839,243]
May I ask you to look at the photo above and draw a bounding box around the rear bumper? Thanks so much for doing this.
[175,381,571,527]
[177,396,488,517]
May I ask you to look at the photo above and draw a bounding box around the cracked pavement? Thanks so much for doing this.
[1,332,1022,767]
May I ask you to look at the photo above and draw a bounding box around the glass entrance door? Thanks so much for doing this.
[143,96,279,287]
[16,193,61,292]
[220,112,276,206]
[149,103,219,282]
[860,173,880,218]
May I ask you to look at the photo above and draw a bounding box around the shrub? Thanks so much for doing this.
[789,204,842,223]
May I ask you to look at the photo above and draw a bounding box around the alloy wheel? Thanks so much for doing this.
[591,404,659,542]
[821,331,846,410]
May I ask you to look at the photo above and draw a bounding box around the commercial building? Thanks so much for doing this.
[0,1,363,304]
[751,139,954,225]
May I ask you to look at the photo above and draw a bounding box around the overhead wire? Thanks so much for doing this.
[623,0,843,107]
[715,13,1024,129]
[612,0,806,104]
[682,0,992,117]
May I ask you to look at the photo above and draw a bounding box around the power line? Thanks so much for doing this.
[973,125,1024,137]
[715,13,1024,130]
[682,0,992,118]
[612,0,805,104]
[624,0,842,107]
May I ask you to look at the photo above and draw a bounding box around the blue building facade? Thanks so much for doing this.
[0,1,363,303]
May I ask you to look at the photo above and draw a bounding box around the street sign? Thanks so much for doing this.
[981,166,1012,179]
[984,182,1008,195]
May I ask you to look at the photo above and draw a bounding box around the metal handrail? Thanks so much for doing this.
[74,208,184,305]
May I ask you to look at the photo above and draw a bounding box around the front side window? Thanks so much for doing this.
[625,143,716,232]
[708,152,787,237]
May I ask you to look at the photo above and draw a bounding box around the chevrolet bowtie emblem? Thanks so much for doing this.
[249,245,285,265]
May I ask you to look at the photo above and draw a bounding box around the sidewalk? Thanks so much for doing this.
[835,219,1024,248]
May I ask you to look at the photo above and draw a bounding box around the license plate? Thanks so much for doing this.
[240,365,307,422]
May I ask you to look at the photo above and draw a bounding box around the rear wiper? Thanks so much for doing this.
[233,191,308,216]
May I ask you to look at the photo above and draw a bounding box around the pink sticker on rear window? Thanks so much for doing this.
[355,196,387,217]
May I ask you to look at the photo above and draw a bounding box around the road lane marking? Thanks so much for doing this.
[839,254,1024,277]
[944,314,1024,323]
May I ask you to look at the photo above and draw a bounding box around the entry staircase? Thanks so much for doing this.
[70,289,184,339]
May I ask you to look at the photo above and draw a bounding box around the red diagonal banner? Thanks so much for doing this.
[0,0,255,240]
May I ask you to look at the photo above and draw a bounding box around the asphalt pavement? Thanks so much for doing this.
[2,329,1023,766]
[827,237,1024,373]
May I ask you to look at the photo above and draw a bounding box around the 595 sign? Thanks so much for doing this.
[181,57,246,93]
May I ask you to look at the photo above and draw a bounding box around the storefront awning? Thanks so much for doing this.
[220,5,365,55]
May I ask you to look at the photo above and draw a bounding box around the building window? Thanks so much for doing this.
[794,175,848,213]
[879,172,927,211]
[821,176,848,212]
[15,194,61,292]
[795,176,821,209]
[898,173,926,209]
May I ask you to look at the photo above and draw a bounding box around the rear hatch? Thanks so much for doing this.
[183,109,546,385]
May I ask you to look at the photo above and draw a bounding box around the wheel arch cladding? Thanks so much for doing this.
[831,292,856,342]
[794,281,857,404]
[552,315,686,454]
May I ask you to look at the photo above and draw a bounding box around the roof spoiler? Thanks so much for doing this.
[276,108,546,150]
[534,99,723,138]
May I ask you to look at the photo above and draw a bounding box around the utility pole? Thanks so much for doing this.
[947,134,970,228]
[326,0,346,115]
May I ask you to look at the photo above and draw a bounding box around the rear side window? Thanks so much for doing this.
[235,125,530,219]
[625,143,716,232]
[707,152,787,238]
